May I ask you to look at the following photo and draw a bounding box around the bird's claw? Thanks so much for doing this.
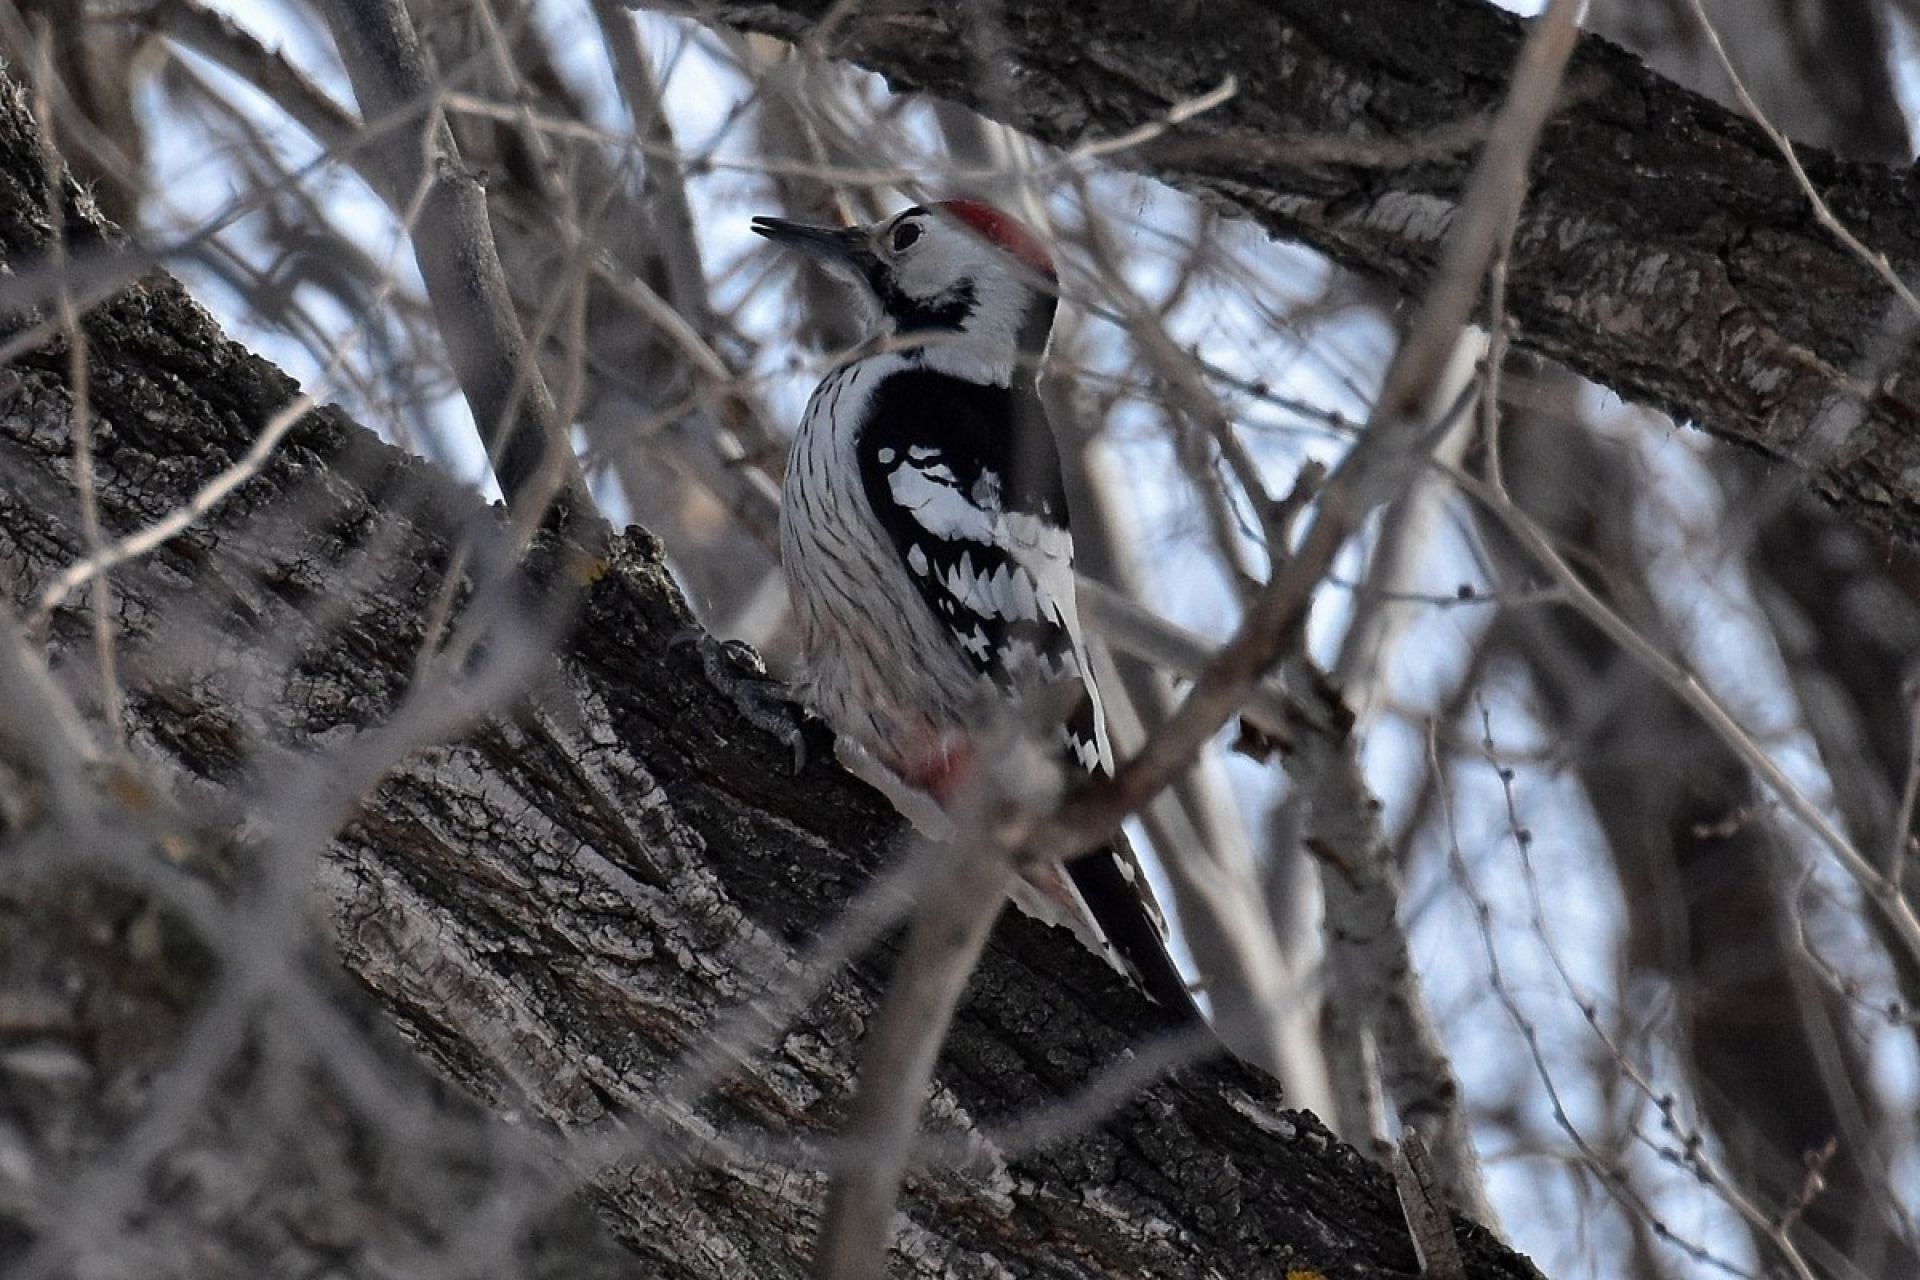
[671,627,812,774]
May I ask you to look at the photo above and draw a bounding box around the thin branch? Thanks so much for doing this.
[590,0,715,329]
[1063,75,1238,165]
[1887,683,1920,889]
[1428,722,1778,1279]
[135,0,361,151]
[0,604,100,820]
[810,842,1012,1277]
[1073,577,1298,737]
[31,25,122,746]
[313,0,589,525]
[1681,0,1920,325]
[1393,1129,1469,1280]
[1302,674,1495,1223]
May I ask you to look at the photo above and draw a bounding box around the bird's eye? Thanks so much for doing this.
[890,221,923,253]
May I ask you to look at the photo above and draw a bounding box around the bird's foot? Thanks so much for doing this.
[670,629,812,774]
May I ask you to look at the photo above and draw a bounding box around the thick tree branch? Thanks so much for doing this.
[695,0,1920,543]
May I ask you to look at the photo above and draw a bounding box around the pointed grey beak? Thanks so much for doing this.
[750,215,866,265]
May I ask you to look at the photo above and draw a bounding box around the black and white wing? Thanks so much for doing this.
[857,367,1200,1023]
[857,366,1110,773]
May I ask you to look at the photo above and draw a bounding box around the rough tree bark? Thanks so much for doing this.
[0,76,1538,1279]
[701,0,1920,545]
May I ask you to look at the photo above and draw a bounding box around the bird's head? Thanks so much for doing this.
[752,200,1058,369]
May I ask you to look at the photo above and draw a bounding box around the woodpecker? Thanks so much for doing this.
[753,199,1201,1024]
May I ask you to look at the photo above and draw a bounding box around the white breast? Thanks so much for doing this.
[779,355,985,765]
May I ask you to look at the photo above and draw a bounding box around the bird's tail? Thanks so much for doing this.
[1063,836,1205,1025]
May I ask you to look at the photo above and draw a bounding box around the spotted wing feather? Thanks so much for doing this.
[857,367,1109,772]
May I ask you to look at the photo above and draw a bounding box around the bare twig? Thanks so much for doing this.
[1393,1128,1468,1280]
[1308,718,1495,1223]
[30,25,122,746]
[1429,723,1779,1279]
[1074,576,1319,750]
[810,850,1010,1277]
[1064,76,1238,165]
[314,0,589,525]
[0,604,100,819]
[1888,682,1920,888]
[589,0,714,329]
[136,0,360,150]
[809,731,1048,1277]
[1681,0,1920,325]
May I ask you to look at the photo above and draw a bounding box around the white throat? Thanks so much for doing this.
[896,328,1022,388]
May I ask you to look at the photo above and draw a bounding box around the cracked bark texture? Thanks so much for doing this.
[0,77,1540,1278]
[705,0,1920,543]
